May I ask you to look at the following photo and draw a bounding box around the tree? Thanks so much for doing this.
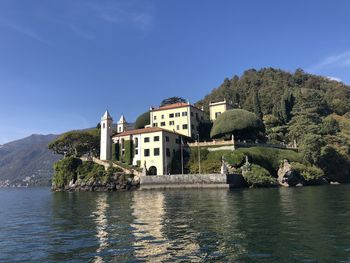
[160,96,187,106]
[210,109,265,140]
[134,111,150,129]
[299,134,325,165]
[48,130,100,157]
[253,90,263,119]
[280,90,294,124]
[320,117,339,135]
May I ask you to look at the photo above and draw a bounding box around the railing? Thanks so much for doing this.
[187,139,297,150]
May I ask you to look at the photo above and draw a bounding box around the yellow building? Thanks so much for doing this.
[112,127,187,175]
[209,99,233,121]
[149,102,206,139]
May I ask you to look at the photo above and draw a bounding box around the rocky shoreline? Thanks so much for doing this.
[52,173,140,192]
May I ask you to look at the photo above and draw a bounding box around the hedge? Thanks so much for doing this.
[210,109,264,139]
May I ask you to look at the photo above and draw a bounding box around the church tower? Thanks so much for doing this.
[100,110,113,161]
[117,115,127,133]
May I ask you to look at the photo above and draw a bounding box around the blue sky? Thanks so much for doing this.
[1,0,350,144]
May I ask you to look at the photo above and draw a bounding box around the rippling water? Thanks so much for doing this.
[0,185,350,262]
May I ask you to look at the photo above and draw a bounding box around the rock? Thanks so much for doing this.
[277,159,304,187]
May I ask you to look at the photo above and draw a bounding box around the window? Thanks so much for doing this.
[182,112,187,116]
[153,123,158,127]
[135,149,138,155]
[176,125,180,130]
[215,112,221,118]
[161,114,164,119]
[103,123,105,128]
[154,148,160,156]
[154,115,157,120]
[134,138,139,148]
[169,113,174,118]
[154,136,159,141]
[166,148,170,157]
[160,122,166,126]
[183,124,188,129]
[166,136,169,142]
[144,137,150,143]
[144,149,150,156]
[169,121,174,125]
[175,112,180,117]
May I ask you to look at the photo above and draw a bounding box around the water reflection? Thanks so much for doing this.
[92,194,109,262]
[22,186,350,262]
[131,191,171,261]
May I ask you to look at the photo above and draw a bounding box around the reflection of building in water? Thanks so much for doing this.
[131,191,171,262]
[132,191,203,261]
[92,194,109,263]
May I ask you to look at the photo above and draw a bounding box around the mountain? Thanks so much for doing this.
[0,134,61,187]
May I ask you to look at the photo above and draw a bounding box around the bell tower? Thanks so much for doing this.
[117,115,127,133]
[100,110,113,161]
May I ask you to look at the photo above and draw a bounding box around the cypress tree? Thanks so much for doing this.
[253,91,263,119]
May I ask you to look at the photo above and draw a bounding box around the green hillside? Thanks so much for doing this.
[196,68,350,182]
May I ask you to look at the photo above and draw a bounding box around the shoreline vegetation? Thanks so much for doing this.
[49,68,350,191]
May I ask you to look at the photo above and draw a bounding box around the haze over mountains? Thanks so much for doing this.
[0,134,61,187]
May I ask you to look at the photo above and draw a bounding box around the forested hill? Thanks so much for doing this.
[196,68,350,116]
[196,68,350,182]
[0,134,61,187]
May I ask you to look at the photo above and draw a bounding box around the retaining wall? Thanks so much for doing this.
[140,173,245,190]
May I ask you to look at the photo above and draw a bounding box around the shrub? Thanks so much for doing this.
[52,157,82,189]
[290,162,324,181]
[224,147,302,176]
[134,111,150,129]
[123,140,133,164]
[224,151,245,168]
[210,109,265,139]
[242,164,277,187]
[188,148,224,173]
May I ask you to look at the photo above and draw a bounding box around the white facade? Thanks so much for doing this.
[117,115,127,133]
[100,110,113,161]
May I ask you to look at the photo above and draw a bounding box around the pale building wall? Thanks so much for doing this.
[132,134,142,166]
[100,116,113,161]
[209,102,233,121]
[112,130,182,175]
[150,106,205,138]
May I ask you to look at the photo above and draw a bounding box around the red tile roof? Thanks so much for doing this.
[113,127,188,137]
[151,102,202,112]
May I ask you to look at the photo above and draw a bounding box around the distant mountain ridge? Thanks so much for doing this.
[0,134,61,187]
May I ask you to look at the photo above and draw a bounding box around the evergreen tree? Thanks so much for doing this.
[253,91,263,119]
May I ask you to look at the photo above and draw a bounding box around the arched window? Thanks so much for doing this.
[134,137,139,148]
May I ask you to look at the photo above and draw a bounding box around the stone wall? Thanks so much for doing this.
[140,173,245,190]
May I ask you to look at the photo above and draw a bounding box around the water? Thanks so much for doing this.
[0,186,350,262]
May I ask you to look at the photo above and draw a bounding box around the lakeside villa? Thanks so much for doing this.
[100,100,233,175]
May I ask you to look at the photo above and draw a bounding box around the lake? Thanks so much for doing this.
[0,185,349,262]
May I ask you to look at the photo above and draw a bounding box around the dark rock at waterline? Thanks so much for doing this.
[52,173,140,192]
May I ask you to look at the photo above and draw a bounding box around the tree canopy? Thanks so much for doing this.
[197,67,350,182]
[48,129,100,157]
[134,111,150,129]
[160,96,186,106]
[210,109,264,140]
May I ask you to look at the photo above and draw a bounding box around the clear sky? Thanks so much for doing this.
[1,0,350,144]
